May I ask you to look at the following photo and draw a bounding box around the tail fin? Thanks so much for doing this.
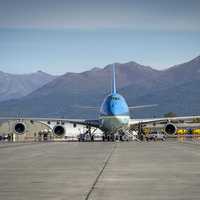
[112,63,117,94]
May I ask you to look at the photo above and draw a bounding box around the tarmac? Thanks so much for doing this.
[0,140,200,200]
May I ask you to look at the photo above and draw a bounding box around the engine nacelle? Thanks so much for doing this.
[165,123,177,135]
[14,122,26,134]
[53,125,65,137]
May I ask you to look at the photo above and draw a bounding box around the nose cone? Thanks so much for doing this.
[100,93,129,116]
[100,93,130,131]
[110,102,120,115]
[110,94,129,116]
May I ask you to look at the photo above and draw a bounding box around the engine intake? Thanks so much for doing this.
[14,123,26,134]
[53,125,65,137]
[165,123,177,135]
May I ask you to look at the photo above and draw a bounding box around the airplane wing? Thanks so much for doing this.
[129,115,200,135]
[71,105,99,110]
[72,104,158,110]
[0,117,100,128]
[130,116,200,125]
[129,104,158,109]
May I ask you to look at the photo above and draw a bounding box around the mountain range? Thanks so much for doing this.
[0,55,200,118]
[0,70,56,102]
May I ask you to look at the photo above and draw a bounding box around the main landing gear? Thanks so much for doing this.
[102,134,116,142]
[78,127,97,142]
[102,132,130,142]
[78,127,134,142]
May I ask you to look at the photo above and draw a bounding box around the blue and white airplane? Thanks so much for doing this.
[1,64,200,140]
[99,64,130,133]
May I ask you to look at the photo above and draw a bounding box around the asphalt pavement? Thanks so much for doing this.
[0,140,200,200]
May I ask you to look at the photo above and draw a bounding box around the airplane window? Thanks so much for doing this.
[112,97,120,100]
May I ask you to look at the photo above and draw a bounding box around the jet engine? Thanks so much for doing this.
[165,123,177,135]
[53,125,65,137]
[14,122,26,134]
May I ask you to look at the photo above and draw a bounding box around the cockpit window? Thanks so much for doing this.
[112,97,120,100]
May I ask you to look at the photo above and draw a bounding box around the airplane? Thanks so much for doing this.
[1,64,200,141]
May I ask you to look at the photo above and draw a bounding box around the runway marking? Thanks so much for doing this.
[85,143,117,200]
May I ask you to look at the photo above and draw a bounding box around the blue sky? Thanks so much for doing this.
[0,0,200,74]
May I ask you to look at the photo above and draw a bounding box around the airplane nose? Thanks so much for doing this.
[110,103,118,115]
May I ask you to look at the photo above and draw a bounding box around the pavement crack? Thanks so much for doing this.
[85,143,117,200]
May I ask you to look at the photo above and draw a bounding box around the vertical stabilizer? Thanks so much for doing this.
[112,63,117,94]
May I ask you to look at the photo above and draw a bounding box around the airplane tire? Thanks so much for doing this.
[111,134,115,142]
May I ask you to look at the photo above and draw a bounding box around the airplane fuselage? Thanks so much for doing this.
[99,92,130,132]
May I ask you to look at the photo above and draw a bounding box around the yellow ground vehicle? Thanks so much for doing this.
[176,129,188,135]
